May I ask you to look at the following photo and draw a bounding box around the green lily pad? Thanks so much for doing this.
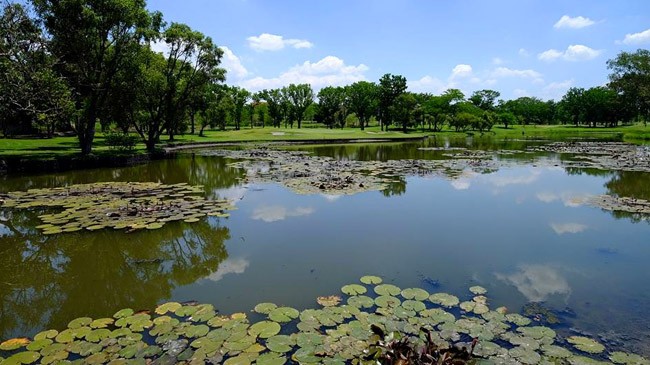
[506,313,532,326]
[541,344,573,359]
[429,292,460,307]
[265,335,295,353]
[567,336,606,354]
[4,351,41,364]
[609,351,650,365]
[518,326,556,340]
[269,307,300,322]
[113,308,134,319]
[347,295,374,308]
[86,328,112,342]
[401,300,426,312]
[360,275,383,285]
[184,324,210,338]
[34,330,58,341]
[569,355,611,365]
[155,302,182,315]
[341,284,367,296]
[375,295,401,308]
[295,332,324,348]
[254,303,278,314]
[256,352,287,365]
[248,321,281,338]
[26,338,52,351]
[67,317,92,329]
[469,285,488,295]
[90,318,114,329]
[420,308,456,325]
[509,345,542,364]
[374,284,401,296]
[401,288,429,301]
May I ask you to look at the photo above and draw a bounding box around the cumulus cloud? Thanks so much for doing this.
[550,223,588,235]
[621,29,650,45]
[220,46,248,79]
[491,67,543,84]
[240,56,368,91]
[251,205,315,222]
[492,57,504,65]
[519,48,530,57]
[538,45,602,62]
[496,264,572,302]
[408,75,446,93]
[554,15,595,29]
[488,170,541,187]
[247,33,313,51]
[542,79,574,99]
[206,258,249,282]
[450,64,473,79]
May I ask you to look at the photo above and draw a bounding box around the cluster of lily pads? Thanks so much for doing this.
[529,142,650,172]
[1,276,647,365]
[586,195,650,217]
[200,148,506,195]
[0,182,233,234]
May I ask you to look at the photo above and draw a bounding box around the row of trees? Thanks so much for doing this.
[1,0,649,154]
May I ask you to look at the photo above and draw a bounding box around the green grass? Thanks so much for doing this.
[1,124,648,158]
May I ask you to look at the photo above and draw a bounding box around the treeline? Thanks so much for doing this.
[1,1,649,154]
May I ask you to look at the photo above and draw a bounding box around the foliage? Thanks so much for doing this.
[346,81,378,130]
[607,49,650,124]
[104,132,139,151]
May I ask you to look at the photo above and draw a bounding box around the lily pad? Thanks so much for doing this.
[609,351,650,365]
[469,285,488,295]
[360,275,383,285]
[4,351,41,364]
[0,338,31,351]
[374,284,401,296]
[518,326,556,340]
[509,346,542,364]
[347,295,374,308]
[248,321,281,338]
[317,295,341,307]
[506,313,532,326]
[401,300,426,312]
[375,295,401,308]
[155,302,182,315]
[567,336,606,354]
[341,284,367,296]
[265,335,295,353]
[254,303,278,314]
[429,292,460,307]
[268,307,300,322]
[401,288,429,301]
[67,317,92,329]
[256,352,287,365]
[33,330,58,341]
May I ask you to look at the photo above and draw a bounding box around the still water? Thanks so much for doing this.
[1,137,649,353]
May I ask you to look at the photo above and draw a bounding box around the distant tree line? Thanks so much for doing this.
[1,0,649,154]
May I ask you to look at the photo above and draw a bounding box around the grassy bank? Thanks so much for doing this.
[1,124,648,158]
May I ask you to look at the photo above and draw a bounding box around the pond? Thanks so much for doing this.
[1,136,650,357]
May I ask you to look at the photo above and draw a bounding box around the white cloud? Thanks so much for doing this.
[550,223,588,235]
[542,79,574,99]
[519,48,530,57]
[538,45,602,62]
[554,15,595,29]
[621,28,650,45]
[492,67,543,84]
[240,56,368,91]
[492,57,504,65]
[496,264,571,302]
[247,33,313,51]
[451,179,471,190]
[488,170,541,187]
[219,46,248,79]
[513,89,529,97]
[536,192,558,203]
[150,40,171,56]
[251,205,314,222]
[206,258,249,282]
[408,75,446,93]
[450,64,473,79]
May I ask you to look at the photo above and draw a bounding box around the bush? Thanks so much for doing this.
[104,131,139,151]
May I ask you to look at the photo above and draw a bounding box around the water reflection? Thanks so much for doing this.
[550,223,588,235]
[0,209,231,339]
[251,205,315,222]
[496,264,572,302]
[205,257,249,282]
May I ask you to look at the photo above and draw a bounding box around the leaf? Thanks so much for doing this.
[253,303,277,314]
[469,285,488,295]
[155,302,182,315]
[567,336,606,354]
[316,295,341,307]
[341,284,367,296]
[359,275,383,285]
[428,292,460,307]
[248,321,281,338]
[4,351,40,364]
[0,338,31,351]
[400,288,429,301]
[374,284,401,296]
[265,335,295,353]
[268,307,300,323]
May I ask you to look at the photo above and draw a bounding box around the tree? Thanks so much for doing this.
[230,86,250,130]
[316,86,347,129]
[346,81,377,130]
[582,86,620,127]
[285,83,313,129]
[560,87,585,126]
[259,89,285,128]
[377,73,407,131]
[607,49,650,124]
[31,0,158,154]
[392,92,417,132]
[133,23,225,151]
[200,84,231,135]
[469,89,500,111]
[0,2,73,137]
[496,112,517,129]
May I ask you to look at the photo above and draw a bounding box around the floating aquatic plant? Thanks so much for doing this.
[0,182,233,234]
[0,276,645,365]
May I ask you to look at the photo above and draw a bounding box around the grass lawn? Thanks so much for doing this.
[1,124,648,158]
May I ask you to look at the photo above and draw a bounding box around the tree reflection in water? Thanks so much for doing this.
[0,208,230,339]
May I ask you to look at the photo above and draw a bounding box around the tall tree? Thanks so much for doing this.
[469,89,500,111]
[560,87,585,126]
[393,92,417,132]
[346,81,377,131]
[0,2,73,137]
[377,73,407,131]
[230,86,250,130]
[607,49,650,124]
[316,86,347,129]
[31,0,158,154]
[285,83,313,129]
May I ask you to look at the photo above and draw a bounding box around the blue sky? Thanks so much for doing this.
[147,0,650,100]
